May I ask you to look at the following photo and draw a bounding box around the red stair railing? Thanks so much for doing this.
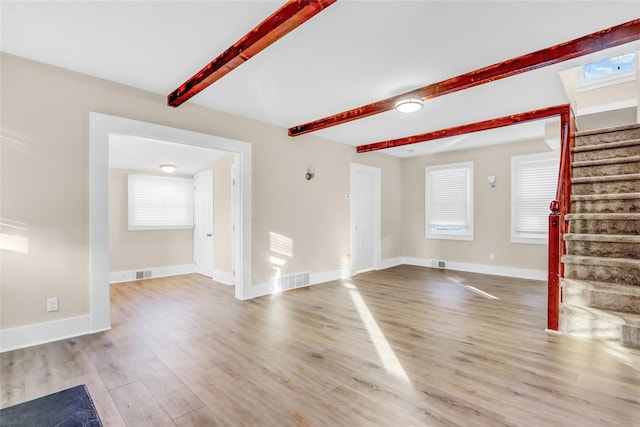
[548,106,575,331]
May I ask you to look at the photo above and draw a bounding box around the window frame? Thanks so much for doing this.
[127,173,195,231]
[510,151,560,245]
[425,161,474,241]
[575,52,636,92]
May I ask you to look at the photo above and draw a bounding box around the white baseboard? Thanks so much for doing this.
[110,263,195,284]
[0,315,110,353]
[377,257,403,270]
[310,268,351,285]
[247,256,535,300]
[248,281,272,299]
[402,257,546,281]
[213,270,235,286]
[250,268,352,299]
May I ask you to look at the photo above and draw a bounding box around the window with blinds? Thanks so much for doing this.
[511,152,559,244]
[425,161,474,241]
[127,174,194,231]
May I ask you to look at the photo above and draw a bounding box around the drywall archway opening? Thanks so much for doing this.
[89,113,252,331]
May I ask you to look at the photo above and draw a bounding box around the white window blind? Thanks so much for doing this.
[128,174,194,231]
[425,161,474,241]
[511,152,559,244]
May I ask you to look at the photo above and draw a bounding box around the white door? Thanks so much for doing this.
[194,170,214,278]
[350,163,381,274]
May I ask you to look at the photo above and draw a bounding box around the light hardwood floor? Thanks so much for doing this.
[2,266,639,426]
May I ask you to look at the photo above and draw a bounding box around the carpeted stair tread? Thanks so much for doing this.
[573,155,640,168]
[572,173,640,184]
[564,233,640,243]
[575,124,640,147]
[562,254,640,268]
[576,123,640,137]
[565,213,640,221]
[571,192,640,201]
[573,138,640,153]
[563,278,640,296]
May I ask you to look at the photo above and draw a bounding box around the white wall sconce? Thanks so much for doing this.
[305,167,315,181]
[488,175,497,188]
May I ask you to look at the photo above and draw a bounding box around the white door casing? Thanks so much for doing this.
[350,163,381,275]
[231,162,240,286]
[194,170,214,278]
[91,113,253,333]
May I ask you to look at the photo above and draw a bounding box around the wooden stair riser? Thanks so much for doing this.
[570,198,640,214]
[571,178,640,195]
[562,286,640,313]
[568,218,640,235]
[573,143,640,162]
[564,263,640,286]
[572,160,640,178]
[575,126,640,147]
[565,240,640,259]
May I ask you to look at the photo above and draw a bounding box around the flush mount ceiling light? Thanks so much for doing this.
[395,98,423,113]
[160,164,176,173]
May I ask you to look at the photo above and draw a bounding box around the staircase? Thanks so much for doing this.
[560,123,640,349]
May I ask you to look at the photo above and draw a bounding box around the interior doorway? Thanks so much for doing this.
[90,113,252,332]
[350,163,381,275]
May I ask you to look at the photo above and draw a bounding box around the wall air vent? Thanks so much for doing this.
[135,270,152,280]
[273,272,310,292]
[431,260,446,269]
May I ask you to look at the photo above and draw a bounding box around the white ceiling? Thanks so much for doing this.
[2,1,639,157]
[109,133,225,175]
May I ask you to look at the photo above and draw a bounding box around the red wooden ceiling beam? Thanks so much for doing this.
[289,19,639,136]
[356,104,570,153]
[168,0,336,107]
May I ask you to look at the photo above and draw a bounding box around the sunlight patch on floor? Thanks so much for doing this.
[344,281,410,382]
[450,278,499,300]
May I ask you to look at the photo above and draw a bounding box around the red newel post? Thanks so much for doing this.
[548,200,561,331]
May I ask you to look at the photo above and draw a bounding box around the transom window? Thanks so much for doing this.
[576,52,636,91]
[583,52,636,81]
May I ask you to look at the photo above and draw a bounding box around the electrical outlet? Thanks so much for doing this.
[490,252,495,260]
[47,297,59,312]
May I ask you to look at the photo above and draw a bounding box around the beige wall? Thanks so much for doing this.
[0,53,402,329]
[0,52,555,333]
[402,140,553,271]
[108,168,194,272]
[576,80,636,111]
